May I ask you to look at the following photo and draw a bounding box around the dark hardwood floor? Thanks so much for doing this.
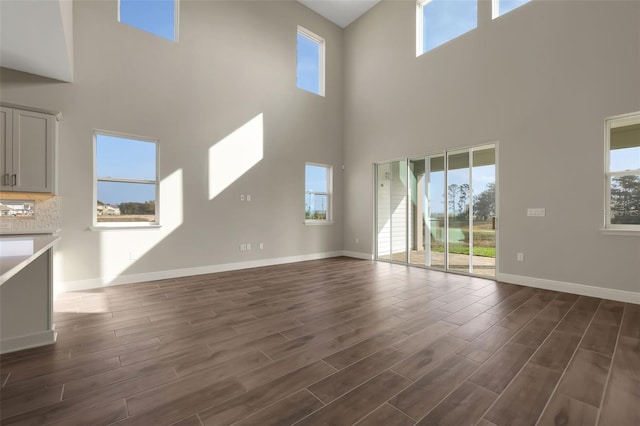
[1,257,638,425]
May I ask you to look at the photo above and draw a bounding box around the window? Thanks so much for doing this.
[118,0,178,41]
[305,163,332,222]
[94,131,159,226]
[605,112,640,230]
[417,0,477,56]
[297,26,325,96]
[493,0,531,19]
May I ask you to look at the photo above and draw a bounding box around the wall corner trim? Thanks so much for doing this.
[341,251,374,260]
[497,273,640,304]
[0,330,57,354]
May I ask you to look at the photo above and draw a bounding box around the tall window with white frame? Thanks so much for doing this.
[297,26,325,96]
[605,112,640,230]
[492,0,531,19]
[94,132,159,226]
[416,0,477,56]
[118,0,178,41]
[305,163,332,222]
[416,0,533,56]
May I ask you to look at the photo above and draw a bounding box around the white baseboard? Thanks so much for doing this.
[498,273,640,304]
[60,254,638,305]
[60,251,345,293]
[0,330,57,354]
[341,251,374,260]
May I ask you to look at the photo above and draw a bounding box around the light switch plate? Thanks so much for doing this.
[528,208,546,217]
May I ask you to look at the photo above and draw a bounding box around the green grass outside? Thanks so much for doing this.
[430,245,496,258]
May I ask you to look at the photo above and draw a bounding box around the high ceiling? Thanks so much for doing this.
[297,0,381,28]
[0,1,380,83]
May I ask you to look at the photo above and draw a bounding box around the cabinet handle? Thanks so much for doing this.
[11,174,16,186]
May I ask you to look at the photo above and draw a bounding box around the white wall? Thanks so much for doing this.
[0,0,344,290]
[343,0,640,295]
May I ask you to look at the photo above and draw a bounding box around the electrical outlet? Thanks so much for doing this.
[527,208,546,217]
[130,251,138,260]
[247,194,251,202]
[517,252,524,262]
[259,243,264,250]
[240,194,245,201]
[246,243,251,250]
[240,244,247,251]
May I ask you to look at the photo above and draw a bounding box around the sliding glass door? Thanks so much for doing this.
[375,160,408,263]
[375,145,496,277]
[470,146,496,276]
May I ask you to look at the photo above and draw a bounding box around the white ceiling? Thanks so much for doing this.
[0,0,74,82]
[297,0,381,28]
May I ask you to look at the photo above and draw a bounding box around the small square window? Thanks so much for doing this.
[305,163,332,222]
[94,132,159,226]
[493,0,532,19]
[417,0,477,56]
[119,0,178,41]
[297,26,325,96]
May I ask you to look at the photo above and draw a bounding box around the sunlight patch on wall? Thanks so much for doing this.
[209,114,264,200]
[98,168,184,286]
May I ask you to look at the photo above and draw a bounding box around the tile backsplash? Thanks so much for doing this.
[0,196,61,234]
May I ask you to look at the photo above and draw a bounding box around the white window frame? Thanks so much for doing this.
[416,0,427,57]
[305,162,333,224]
[117,0,180,42]
[92,130,160,229]
[297,26,326,97]
[492,0,532,20]
[416,0,478,57]
[603,111,640,235]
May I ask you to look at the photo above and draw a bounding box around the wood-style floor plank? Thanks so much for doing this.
[295,371,410,426]
[391,334,467,381]
[537,394,597,426]
[0,257,636,426]
[389,355,479,420]
[483,363,561,426]
[415,381,497,426]
[597,336,640,426]
[456,325,517,363]
[308,346,406,403]
[579,322,619,357]
[47,399,128,426]
[530,330,582,372]
[231,389,323,426]
[468,342,535,393]
[198,361,335,425]
[620,303,640,339]
[556,349,612,407]
[356,403,414,426]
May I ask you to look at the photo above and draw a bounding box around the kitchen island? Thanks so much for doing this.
[0,234,59,354]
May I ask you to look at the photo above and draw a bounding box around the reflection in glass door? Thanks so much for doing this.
[428,155,447,269]
[447,150,471,272]
[375,160,408,263]
[375,145,496,277]
[409,158,426,266]
[470,146,496,276]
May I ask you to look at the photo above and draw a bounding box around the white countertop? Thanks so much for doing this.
[0,234,59,286]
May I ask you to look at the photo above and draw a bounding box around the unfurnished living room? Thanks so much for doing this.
[0,0,639,425]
